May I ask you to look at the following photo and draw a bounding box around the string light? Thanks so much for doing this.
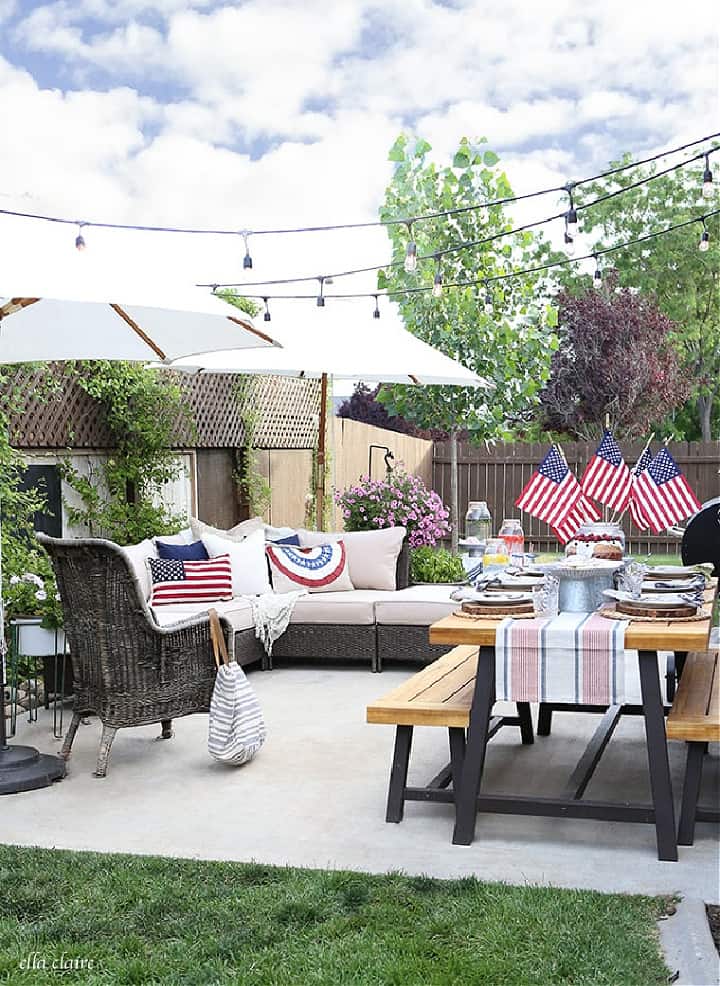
[75,223,86,251]
[702,155,714,199]
[404,222,418,272]
[699,218,710,251]
[316,276,326,307]
[563,217,576,256]
[432,257,443,298]
[483,283,493,314]
[564,183,578,235]
[373,295,380,319]
[262,297,271,322]
[593,254,602,287]
[241,231,253,270]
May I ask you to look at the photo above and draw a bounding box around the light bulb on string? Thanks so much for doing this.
[564,182,578,235]
[702,155,714,199]
[372,295,381,319]
[316,277,326,307]
[262,297,271,322]
[699,219,710,252]
[75,223,87,251]
[404,222,417,273]
[563,217,576,256]
[241,231,253,270]
[593,255,602,287]
[483,283,493,314]
[431,257,443,298]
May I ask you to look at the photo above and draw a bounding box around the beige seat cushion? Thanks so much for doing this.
[190,515,265,543]
[289,590,396,626]
[151,598,255,632]
[298,527,406,590]
[374,584,458,625]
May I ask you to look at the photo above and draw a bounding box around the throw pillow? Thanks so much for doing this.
[156,539,209,561]
[152,527,193,546]
[148,555,233,606]
[119,538,157,601]
[266,542,354,594]
[267,533,300,546]
[202,529,271,596]
[190,515,265,543]
[298,527,406,591]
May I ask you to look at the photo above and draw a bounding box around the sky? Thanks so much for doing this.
[0,0,718,381]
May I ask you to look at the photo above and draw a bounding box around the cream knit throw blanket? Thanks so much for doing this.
[246,591,307,656]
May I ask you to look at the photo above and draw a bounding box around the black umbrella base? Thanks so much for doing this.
[0,744,66,794]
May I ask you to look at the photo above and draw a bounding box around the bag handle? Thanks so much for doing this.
[209,608,231,669]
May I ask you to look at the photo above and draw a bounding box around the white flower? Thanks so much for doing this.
[34,590,47,602]
[9,576,20,585]
[22,573,44,588]
[55,593,61,601]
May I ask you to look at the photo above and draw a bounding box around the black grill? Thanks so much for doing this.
[681,498,720,575]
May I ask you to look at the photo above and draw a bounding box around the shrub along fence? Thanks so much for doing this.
[432,440,720,555]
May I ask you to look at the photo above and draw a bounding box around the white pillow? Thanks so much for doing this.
[202,529,270,596]
[119,538,157,600]
[153,527,193,546]
[298,527,406,591]
[191,515,265,543]
[266,541,354,594]
[264,523,297,542]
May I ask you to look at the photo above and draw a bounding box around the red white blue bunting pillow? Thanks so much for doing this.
[266,542,354,594]
[148,555,233,606]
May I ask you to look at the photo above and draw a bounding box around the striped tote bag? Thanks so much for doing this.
[207,610,266,765]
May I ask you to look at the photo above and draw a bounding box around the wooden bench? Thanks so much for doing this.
[667,650,720,845]
[366,646,534,823]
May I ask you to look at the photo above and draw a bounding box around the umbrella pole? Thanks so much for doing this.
[0,501,65,794]
[316,373,328,531]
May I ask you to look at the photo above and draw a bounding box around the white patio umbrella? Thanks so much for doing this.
[166,298,490,527]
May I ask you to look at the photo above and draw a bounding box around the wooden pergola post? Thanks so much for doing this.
[316,372,328,530]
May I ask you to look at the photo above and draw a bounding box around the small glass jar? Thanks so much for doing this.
[483,537,509,573]
[499,518,525,562]
[567,521,625,560]
[465,501,492,542]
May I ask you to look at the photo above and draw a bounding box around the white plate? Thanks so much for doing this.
[644,565,700,578]
[629,593,694,609]
[473,591,533,605]
[643,579,703,593]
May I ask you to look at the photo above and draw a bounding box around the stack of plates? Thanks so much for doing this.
[643,565,702,580]
[461,591,534,616]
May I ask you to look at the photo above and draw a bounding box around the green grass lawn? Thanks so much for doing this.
[0,846,671,986]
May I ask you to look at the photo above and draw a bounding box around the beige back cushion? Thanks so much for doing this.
[298,527,406,591]
[120,538,157,600]
[190,515,265,543]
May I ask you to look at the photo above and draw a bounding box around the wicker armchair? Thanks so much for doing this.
[38,534,226,777]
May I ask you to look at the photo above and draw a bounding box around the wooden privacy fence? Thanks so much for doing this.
[433,440,720,554]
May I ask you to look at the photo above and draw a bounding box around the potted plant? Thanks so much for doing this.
[335,469,451,584]
[5,548,65,656]
[410,546,466,585]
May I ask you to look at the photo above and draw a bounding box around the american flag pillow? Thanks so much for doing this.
[148,554,233,606]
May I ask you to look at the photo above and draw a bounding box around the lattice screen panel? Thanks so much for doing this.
[6,365,320,450]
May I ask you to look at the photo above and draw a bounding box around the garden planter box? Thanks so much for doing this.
[12,619,65,657]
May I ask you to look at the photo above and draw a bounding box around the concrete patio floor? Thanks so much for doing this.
[2,663,719,902]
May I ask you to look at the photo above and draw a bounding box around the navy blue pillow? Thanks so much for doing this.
[268,534,300,546]
[156,539,209,560]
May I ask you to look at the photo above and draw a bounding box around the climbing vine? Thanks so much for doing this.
[233,376,271,517]
[62,361,192,543]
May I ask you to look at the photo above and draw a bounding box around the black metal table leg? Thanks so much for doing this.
[537,703,553,736]
[516,702,534,745]
[448,727,466,790]
[453,645,495,845]
[639,650,678,861]
[385,725,413,823]
[677,742,704,846]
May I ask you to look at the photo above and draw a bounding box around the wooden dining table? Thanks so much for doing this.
[428,584,716,861]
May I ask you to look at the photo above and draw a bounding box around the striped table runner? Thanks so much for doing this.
[495,612,629,704]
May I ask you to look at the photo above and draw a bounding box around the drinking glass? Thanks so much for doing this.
[533,575,559,617]
[618,561,648,600]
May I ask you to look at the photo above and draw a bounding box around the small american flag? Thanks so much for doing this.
[628,445,654,531]
[516,446,589,543]
[581,430,632,511]
[552,494,601,544]
[634,447,702,534]
[149,555,233,606]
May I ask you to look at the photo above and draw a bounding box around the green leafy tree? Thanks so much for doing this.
[377,135,559,547]
[572,153,719,439]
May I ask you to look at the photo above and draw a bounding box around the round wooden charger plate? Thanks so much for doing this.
[454,607,536,620]
[598,605,711,623]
